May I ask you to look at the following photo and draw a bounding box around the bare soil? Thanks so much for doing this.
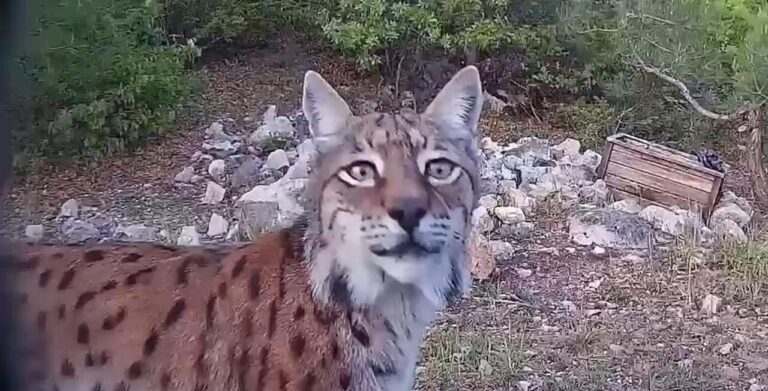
[4,40,768,390]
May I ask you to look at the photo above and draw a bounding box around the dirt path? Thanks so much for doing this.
[421,225,768,391]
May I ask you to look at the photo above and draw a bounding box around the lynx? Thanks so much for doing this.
[2,65,483,391]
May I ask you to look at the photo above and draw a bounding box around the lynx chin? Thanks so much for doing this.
[3,65,483,391]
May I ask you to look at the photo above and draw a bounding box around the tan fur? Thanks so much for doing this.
[5,231,360,391]
[2,66,483,391]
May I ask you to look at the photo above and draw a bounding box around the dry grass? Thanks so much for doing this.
[717,237,768,307]
[420,325,528,391]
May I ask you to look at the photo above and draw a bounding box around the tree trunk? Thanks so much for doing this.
[744,105,768,208]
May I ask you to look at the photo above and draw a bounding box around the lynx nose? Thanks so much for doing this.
[387,199,427,235]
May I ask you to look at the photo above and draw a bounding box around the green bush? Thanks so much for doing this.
[322,0,513,70]
[561,0,768,144]
[12,0,199,165]
[162,0,332,46]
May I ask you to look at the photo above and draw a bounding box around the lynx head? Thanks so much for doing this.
[302,66,482,309]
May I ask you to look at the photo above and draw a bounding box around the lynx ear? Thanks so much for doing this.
[424,66,483,140]
[302,71,353,138]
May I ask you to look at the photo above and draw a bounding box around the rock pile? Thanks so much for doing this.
[24,104,755,282]
[467,136,754,279]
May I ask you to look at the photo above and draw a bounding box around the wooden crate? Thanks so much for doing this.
[597,133,724,220]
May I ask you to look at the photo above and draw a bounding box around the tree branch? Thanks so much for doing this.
[632,56,747,120]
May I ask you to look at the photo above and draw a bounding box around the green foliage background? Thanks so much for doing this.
[9,0,768,167]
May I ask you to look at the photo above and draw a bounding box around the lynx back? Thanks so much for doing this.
[3,65,483,391]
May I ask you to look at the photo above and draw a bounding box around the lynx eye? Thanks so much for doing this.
[338,161,378,187]
[425,158,460,185]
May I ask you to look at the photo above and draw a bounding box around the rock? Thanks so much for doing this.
[720,191,753,217]
[191,174,205,183]
[237,202,281,238]
[202,139,239,158]
[581,149,602,171]
[400,91,416,110]
[639,205,685,236]
[177,226,200,246]
[356,99,379,115]
[206,121,237,142]
[712,219,748,243]
[262,105,277,123]
[526,177,560,201]
[494,206,526,224]
[551,162,595,187]
[231,156,264,189]
[202,181,226,204]
[504,188,536,216]
[580,179,609,204]
[608,199,643,214]
[483,91,507,112]
[25,225,44,241]
[516,268,533,278]
[502,154,524,170]
[517,166,551,187]
[174,166,195,183]
[481,137,502,153]
[700,293,721,315]
[285,139,317,179]
[205,121,224,137]
[207,213,229,237]
[507,137,550,162]
[591,246,608,257]
[471,206,494,234]
[207,159,227,181]
[468,232,495,280]
[60,198,80,218]
[517,381,532,391]
[114,224,160,242]
[477,195,499,210]
[249,106,296,144]
[237,178,307,232]
[192,152,214,163]
[718,343,734,355]
[569,207,651,248]
[551,138,581,159]
[711,203,751,228]
[60,218,100,243]
[490,240,514,259]
[266,149,290,170]
[508,221,536,236]
[225,221,241,241]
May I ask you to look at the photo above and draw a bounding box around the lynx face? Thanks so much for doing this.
[303,66,483,308]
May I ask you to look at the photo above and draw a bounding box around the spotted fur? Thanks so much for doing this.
[2,66,483,391]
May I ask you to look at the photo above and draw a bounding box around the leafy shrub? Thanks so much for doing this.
[322,0,513,70]
[561,0,768,143]
[163,0,332,46]
[12,0,199,165]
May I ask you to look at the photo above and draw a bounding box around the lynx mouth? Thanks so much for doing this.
[369,240,440,257]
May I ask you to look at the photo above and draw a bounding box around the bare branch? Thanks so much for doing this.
[632,56,749,120]
[577,28,619,34]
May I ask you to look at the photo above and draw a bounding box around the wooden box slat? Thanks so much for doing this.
[597,133,724,219]
[609,146,713,191]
